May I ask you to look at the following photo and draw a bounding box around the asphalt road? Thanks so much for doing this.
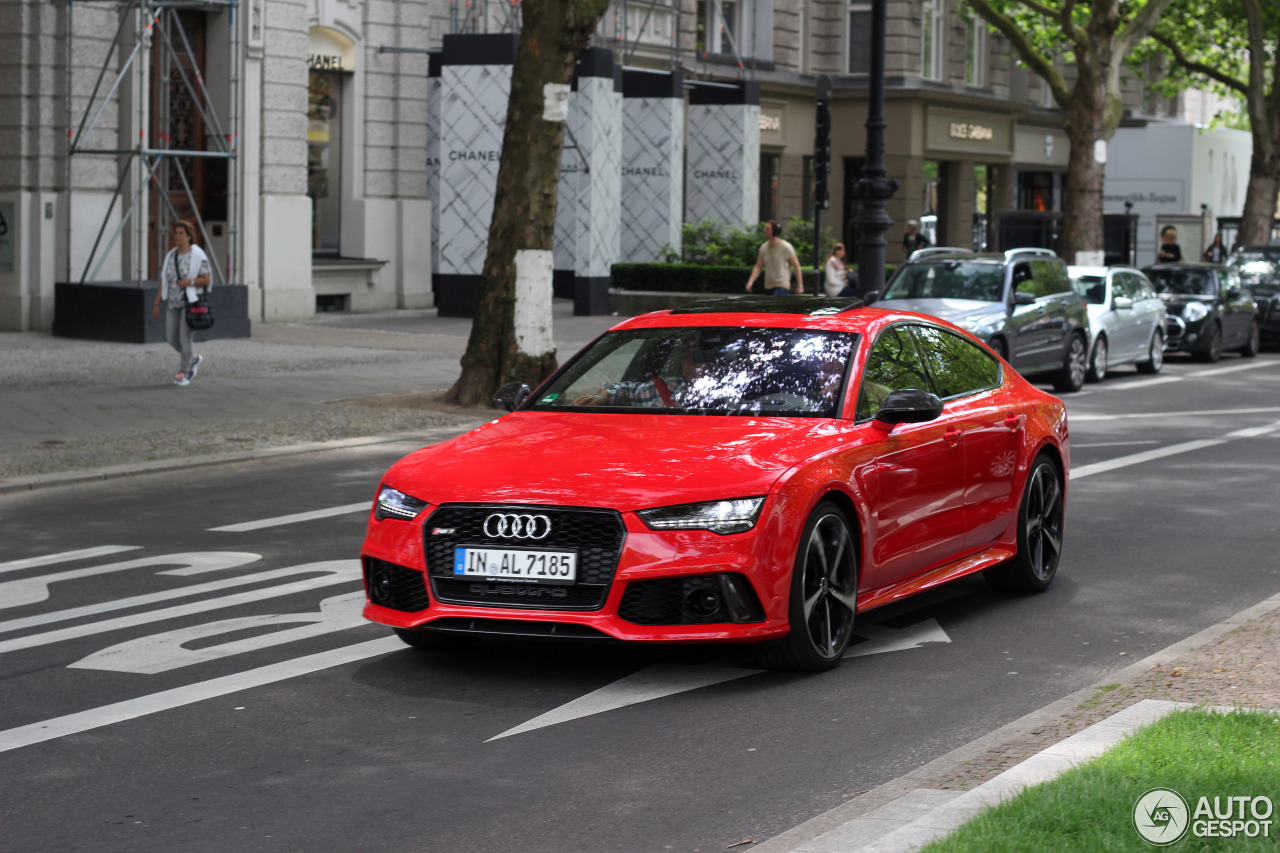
[2,352,1279,853]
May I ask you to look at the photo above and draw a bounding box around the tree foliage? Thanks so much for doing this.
[965,0,1176,262]
[1144,0,1280,246]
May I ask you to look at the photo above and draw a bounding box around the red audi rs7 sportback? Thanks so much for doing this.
[360,297,1070,671]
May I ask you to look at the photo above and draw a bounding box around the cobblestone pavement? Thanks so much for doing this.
[925,602,1280,791]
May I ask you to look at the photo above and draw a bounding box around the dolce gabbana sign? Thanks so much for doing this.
[926,107,1012,156]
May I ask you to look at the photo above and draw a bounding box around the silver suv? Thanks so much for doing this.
[869,248,1091,392]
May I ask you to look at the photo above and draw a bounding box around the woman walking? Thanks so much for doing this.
[151,219,211,386]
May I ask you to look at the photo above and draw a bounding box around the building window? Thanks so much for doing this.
[698,0,772,60]
[307,71,343,253]
[1017,171,1056,212]
[847,3,870,74]
[964,15,985,87]
[760,153,781,222]
[921,0,943,81]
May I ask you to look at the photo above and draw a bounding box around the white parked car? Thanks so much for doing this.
[1068,265,1167,381]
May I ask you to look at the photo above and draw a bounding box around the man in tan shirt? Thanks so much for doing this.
[745,220,804,295]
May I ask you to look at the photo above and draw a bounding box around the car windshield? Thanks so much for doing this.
[1147,267,1217,297]
[882,262,1004,302]
[531,326,856,417]
[1073,275,1107,305]
[1230,253,1280,287]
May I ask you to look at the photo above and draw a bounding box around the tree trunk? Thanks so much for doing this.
[1060,82,1109,265]
[1237,114,1279,248]
[444,0,611,407]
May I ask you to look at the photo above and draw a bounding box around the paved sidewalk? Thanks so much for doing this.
[0,300,621,484]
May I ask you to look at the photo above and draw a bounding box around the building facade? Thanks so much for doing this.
[0,0,1222,331]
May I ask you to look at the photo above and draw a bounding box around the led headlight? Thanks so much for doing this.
[374,485,429,521]
[637,497,765,535]
[1183,301,1209,322]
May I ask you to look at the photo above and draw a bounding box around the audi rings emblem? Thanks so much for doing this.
[483,513,553,540]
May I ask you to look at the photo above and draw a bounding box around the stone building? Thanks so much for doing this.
[0,0,1204,330]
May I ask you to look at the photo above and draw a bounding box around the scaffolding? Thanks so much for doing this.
[61,0,239,287]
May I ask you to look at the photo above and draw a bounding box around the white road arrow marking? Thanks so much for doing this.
[487,661,762,742]
[844,618,952,658]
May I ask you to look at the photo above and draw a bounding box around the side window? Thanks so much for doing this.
[856,326,935,420]
[1133,274,1156,300]
[1012,262,1036,296]
[1030,260,1069,296]
[911,324,1001,398]
[1112,274,1134,300]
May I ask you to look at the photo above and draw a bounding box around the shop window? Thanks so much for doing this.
[1017,172,1055,212]
[308,71,343,254]
[921,0,943,81]
[847,3,870,74]
[760,153,781,222]
[964,15,985,87]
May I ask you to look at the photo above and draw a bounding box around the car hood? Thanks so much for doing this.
[381,412,848,511]
[873,298,1005,327]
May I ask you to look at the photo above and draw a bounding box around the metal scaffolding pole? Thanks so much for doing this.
[60,0,239,287]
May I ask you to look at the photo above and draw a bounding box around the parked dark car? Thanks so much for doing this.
[1227,246,1280,348]
[1143,263,1259,362]
[870,248,1091,392]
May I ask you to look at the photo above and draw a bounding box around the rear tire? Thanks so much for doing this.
[984,454,1063,594]
[755,501,859,672]
[1052,333,1088,393]
[1136,330,1164,374]
[1086,335,1108,382]
[394,627,481,651]
[1240,320,1261,357]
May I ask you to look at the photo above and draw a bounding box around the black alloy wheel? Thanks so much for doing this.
[1053,333,1088,392]
[984,454,1063,593]
[1136,330,1164,374]
[1086,335,1109,382]
[756,501,859,672]
[1197,322,1223,363]
[1240,320,1261,357]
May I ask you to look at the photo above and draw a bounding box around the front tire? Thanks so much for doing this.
[984,454,1063,593]
[1086,335,1108,382]
[1052,333,1088,393]
[1196,322,1223,363]
[755,501,859,672]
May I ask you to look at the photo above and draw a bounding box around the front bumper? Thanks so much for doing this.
[360,502,791,644]
[1163,315,1201,352]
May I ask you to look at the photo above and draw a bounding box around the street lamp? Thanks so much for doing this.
[852,0,898,298]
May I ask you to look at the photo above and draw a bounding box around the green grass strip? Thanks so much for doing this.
[920,707,1280,852]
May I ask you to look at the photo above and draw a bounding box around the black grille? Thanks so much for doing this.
[423,504,626,610]
[618,573,764,625]
[364,558,430,612]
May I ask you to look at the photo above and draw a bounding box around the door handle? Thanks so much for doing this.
[1005,414,1025,431]
[944,426,962,447]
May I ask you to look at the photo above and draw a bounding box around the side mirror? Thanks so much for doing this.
[1013,291,1037,306]
[863,290,880,305]
[872,389,944,428]
[1113,295,1134,310]
[493,382,531,412]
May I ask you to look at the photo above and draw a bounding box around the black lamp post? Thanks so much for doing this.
[853,0,898,298]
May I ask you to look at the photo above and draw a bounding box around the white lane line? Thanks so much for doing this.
[1188,361,1280,377]
[1070,440,1160,449]
[0,561,359,655]
[1070,406,1280,422]
[0,636,402,753]
[209,502,370,533]
[1072,439,1227,480]
[0,563,356,635]
[1091,376,1185,392]
[0,546,141,576]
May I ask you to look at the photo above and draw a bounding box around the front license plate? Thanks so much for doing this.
[453,547,577,585]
